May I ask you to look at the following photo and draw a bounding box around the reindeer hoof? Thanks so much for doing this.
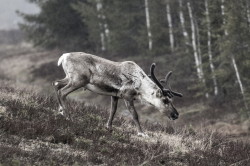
[137,132,149,138]
[57,106,72,121]
[105,125,113,132]
[57,106,64,116]
[58,111,64,116]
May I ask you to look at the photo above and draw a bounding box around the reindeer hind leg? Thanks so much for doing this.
[58,76,88,120]
[52,78,69,113]
[52,78,69,91]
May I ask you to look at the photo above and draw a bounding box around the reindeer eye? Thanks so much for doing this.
[162,99,169,104]
[156,89,162,98]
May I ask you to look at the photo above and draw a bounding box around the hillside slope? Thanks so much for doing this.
[0,80,250,165]
[0,45,249,133]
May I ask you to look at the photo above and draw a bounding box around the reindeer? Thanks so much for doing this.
[53,52,182,136]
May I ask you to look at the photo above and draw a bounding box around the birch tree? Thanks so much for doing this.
[205,0,218,96]
[103,15,110,44]
[246,0,250,27]
[195,18,209,98]
[144,0,153,51]
[195,19,202,67]
[166,0,174,52]
[221,0,228,35]
[187,2,205,82]
[96,0,105,51]
[221,0,248,108]
[96,0,110,51]
[178,0,190,46]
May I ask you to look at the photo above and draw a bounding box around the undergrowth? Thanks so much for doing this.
[0,80,249,165]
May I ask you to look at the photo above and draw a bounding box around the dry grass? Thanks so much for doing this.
[0,80,249,166]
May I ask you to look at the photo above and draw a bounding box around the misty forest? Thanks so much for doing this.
[0,0,250,165]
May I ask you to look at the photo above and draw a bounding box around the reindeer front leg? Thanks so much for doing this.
[106,96,119,130]
[124,100,148,137]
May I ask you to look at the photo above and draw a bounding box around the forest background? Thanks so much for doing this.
[19,0,250,113]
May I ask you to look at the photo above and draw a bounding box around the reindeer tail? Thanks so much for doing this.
[58,53,70,66]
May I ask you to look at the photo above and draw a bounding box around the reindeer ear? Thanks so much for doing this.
[156,89,162,98]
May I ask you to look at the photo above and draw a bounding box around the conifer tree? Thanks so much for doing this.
[220,0,249,109]
[19,0,90,51]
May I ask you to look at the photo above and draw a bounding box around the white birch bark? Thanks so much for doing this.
[195,19,209,98]
[221,0,228,35]
[205,0,218,96]
[246,0,250,27]
[195,19,202,66]
[144,0,153,50]
[221,0,248,108]
[166,0,174,52]
[178,0,190,45]
[101,14,110,48]
[187,2,203,80]
[103,16,110,44]
[96,0,106,51]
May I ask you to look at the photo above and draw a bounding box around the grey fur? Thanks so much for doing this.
[53,52,179,135]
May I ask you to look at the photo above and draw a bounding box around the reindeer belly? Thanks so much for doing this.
[85,83,119,96]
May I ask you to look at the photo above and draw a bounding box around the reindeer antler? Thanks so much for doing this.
[162,71,183,97]
[149,63,183,98]
[149,63,164,90]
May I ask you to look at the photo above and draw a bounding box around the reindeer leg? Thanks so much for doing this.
[58,78,87,120]
[53,78,69,91]
[52,78,69,112]
[106,96,119,131]
[124,100,148,137]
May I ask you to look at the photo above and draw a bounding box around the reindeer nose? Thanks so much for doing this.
[170,112,179,120]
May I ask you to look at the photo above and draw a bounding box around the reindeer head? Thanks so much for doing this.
[148,63,183,120]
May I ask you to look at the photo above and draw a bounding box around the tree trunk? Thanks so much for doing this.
[221,0,248,109]
[247,0,250,27]
[195,19,202,67]
[221,0,228,35]
[102,14,110,48]
[178,0,190,46]
[205,0,218,96]
[232,57,248,109]
[144,0,153,51]
[195,18,209,98]
[166,0,174,52]
[103,16,110,44]
[187,2,204,81]
[96,0,106,51]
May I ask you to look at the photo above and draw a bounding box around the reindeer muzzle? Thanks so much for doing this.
[170,112,179,120]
